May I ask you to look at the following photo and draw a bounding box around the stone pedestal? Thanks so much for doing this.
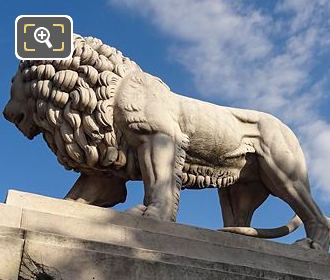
[0,190,329,280]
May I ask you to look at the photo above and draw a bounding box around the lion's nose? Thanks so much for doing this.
[3,106,11,121]
[2,106,22,123]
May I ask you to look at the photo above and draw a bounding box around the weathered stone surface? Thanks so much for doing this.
[1,190,329,279]
[0,203,22,228]
[0,227,24,280]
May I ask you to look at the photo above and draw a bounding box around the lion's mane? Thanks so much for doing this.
[17,34,141,172]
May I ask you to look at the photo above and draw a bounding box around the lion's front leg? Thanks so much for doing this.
[65,173,127,207]
[128,133,183,222]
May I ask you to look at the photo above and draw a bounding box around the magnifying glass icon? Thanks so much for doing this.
[34,27,53,49]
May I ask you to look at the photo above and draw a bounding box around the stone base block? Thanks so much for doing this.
[0,190,329,279]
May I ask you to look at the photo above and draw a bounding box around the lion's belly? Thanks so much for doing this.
[181,141,259,189]
[181,151,256,189]
[177,95,261,189]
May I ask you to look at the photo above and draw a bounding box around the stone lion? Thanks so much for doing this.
[3,34,330,251]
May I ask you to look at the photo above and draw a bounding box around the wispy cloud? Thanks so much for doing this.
[110,0,330,198]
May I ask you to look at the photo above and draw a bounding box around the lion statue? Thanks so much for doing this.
[3,34,330,251]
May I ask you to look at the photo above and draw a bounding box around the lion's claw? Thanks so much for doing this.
[126,204,167,221]
[126,204,147,216]
[143,205,163,221]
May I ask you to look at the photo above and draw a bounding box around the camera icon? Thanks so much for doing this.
[15,15,73,60]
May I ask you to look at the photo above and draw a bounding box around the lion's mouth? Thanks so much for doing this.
[15,113,24,124]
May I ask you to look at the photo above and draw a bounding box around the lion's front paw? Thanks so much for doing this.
[125,203,172,222]
[142,204,163,221]
[125,204,147,216]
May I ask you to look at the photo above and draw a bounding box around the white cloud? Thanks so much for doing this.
[110,0,330,198]
[301,121,330,199]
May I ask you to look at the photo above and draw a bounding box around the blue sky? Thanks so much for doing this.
[1,0,330,246]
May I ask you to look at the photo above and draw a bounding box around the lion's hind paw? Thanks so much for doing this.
[294,238,324,250]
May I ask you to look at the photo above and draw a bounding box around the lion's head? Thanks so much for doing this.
[3,34,140,173]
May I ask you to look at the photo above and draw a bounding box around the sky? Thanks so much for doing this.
[0,0,329,246]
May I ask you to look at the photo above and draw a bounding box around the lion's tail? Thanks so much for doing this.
[219,215,302,238]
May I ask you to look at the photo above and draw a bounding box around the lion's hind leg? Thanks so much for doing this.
[219,181,269,227]
[257,144,330,250]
